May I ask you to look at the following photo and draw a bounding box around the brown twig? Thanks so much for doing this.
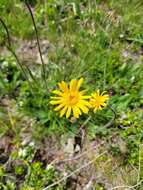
[110,178,143,190]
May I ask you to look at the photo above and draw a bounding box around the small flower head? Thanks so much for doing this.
[50,78,90,118]
[90,90,109,112]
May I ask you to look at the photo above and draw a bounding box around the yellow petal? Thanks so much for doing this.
[58,81,68,92]
[103,95,109,100]
[101,102,107,106]
[79,100,91,107]
[50,96,62,100]
[77,78,83,89]
[52,90,62,96]
[70,79,77,91]
[78,105,89,114]
[76,107,82,115]
[66,107,71,118]
[72,106,80,118]
[97,89,100,96]
[54,104,65,111]
[58,81,64,91]
[60,106,67,117]
[93,93,98,99]
[50,100,62,105]
[80,89,87,95]
[81,95,91,99]
[101,91,107,95]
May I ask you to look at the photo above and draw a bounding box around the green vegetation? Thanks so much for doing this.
[0,0,143,189]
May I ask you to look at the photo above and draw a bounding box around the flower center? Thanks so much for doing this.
[67,93,78,106]
[94,97,102,107]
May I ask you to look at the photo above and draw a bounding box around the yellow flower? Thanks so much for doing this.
[90,90,109,112]
[50,78,91,118]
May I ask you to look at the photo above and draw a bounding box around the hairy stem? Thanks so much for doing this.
[104,104,117,128]
[0,18,34,92]
[24,0,47,89]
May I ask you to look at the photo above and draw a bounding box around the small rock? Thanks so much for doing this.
[74,144,81,153]
[63,138,74,157]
